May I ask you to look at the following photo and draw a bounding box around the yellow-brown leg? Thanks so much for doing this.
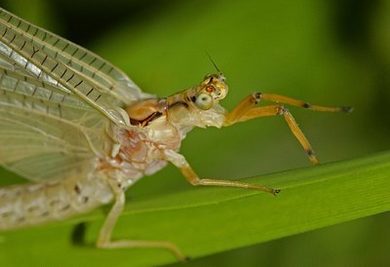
[97,180,186,261]
[223,93,261,125]
[225,92,352,126]
[258,92,353,112]
[181,164,280,195]
[224,92,352,164]
[163,149,280,195]
[237,105,319,164]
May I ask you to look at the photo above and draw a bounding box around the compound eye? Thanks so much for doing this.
[195,93,213,110]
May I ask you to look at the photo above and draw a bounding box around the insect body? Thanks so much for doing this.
[0,8,351,260]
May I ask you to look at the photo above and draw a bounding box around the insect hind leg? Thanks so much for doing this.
[96,180,187,261]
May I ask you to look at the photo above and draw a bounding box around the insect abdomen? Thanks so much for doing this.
[0,174,114,230]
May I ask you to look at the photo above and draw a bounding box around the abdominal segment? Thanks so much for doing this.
[0,174,113,229]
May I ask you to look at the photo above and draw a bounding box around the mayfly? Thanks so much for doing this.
[0,7,352,260]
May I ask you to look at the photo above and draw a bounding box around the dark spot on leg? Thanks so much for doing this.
[277,106,288,115]
[305,149,320,165]
[303,102,311,108]
[306,149,315,156]
[253,92,262,104]
[272,189,281,195]
[82,196,89,203]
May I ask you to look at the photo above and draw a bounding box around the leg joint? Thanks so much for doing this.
[190,179,201,186]
[252,92,262,104]
[277,105,288,115]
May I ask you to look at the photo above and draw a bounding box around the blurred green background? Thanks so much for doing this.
[0,0,389,266]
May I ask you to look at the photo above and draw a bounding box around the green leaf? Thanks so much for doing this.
[0,151,389,267]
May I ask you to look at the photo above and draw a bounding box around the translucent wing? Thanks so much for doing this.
[0,66,107,181]
[0,7,153,125]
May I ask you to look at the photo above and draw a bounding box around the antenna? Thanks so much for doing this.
[205,51,222,74]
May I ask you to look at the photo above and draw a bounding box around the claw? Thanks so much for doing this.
[271,188,281,196]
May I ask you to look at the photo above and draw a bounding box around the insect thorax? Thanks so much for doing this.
[101,95,226,185]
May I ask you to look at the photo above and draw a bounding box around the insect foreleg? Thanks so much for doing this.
[223,92,351,164]
[258,92,353,113]
[96,179,186,261]
[224,103,319,164]
[164,150,280,195]
[224,92,352,127]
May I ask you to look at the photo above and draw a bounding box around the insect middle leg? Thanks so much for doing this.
[164,150,280,195]
[224,93,352,164]
[96,180,186,261]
